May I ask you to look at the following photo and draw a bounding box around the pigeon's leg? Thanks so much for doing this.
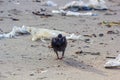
[60,50,65,60]
[55,51,59,59]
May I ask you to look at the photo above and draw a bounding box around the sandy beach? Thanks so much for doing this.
[0,0,120,80]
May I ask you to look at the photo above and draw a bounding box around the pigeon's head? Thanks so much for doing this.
[58,34,62,38]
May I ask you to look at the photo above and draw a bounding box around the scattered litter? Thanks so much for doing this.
[89,0,108,10]
[59,0,107,11]
[83,34,97,38]
[32,11,52,17]
[65,11,97,16]
[52,0,107,16]
[0,25,28,39]
[99,21,120,27]
[106,56,116,59]
[104,12,117,15]
[75,51,100,55]
[52,10,66,14]
[107,30,119,34]
[0,26,92,43]
[104,54,120,68]
[25,26,89,42]
[41,70,48,73]
[52,10,97,16]
[41,0,57,7]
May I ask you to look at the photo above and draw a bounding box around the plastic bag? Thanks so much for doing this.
[104,54,120,68]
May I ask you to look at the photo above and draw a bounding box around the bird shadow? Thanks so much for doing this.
[63,58,107,76]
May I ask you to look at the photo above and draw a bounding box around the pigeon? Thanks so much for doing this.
[51,34,67,60]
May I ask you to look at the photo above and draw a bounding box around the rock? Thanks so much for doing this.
[38,58,42,60]
[84,39,90,43]
[92,34,97,37]
[75,50,83,54]
[99,33,104,37]
[111,37,114,40]
[30,73,34,76]
[57,65,60,67]
[30,45,39,47]
[0,18,3,21]
[0,11,3,13]
[10,18,19,21]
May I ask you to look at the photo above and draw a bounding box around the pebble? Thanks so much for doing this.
[99,33,104,37]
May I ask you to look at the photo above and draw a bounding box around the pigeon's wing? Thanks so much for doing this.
[51,38,56,47]
[62,37,67,47]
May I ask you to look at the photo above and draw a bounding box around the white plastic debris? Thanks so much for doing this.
[25,26,88,41]
[41,0,57,7]
[52,10,66,14]
[41,70,48,73]
[0,26,92,43]
[60,0,107,10]
[0,25,28,39]
[89,0,107,9]
[66,33,85,41]
[59,1,85,10]
[66,11,94,16]
[52,10,97,16]
[104,54,120,68]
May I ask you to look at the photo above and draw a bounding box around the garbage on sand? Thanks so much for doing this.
[25,26,88,42]
[52,0,107,16]
[0,26,93,43]
[104,54,120,68]
[59,0,108,11]
[0,25,28,39]
[99,21,120,27]
[32,11,53,18]
[52,10,97,16]
[41,0,57,7]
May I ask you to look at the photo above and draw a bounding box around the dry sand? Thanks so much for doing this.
[0,0,120,80]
